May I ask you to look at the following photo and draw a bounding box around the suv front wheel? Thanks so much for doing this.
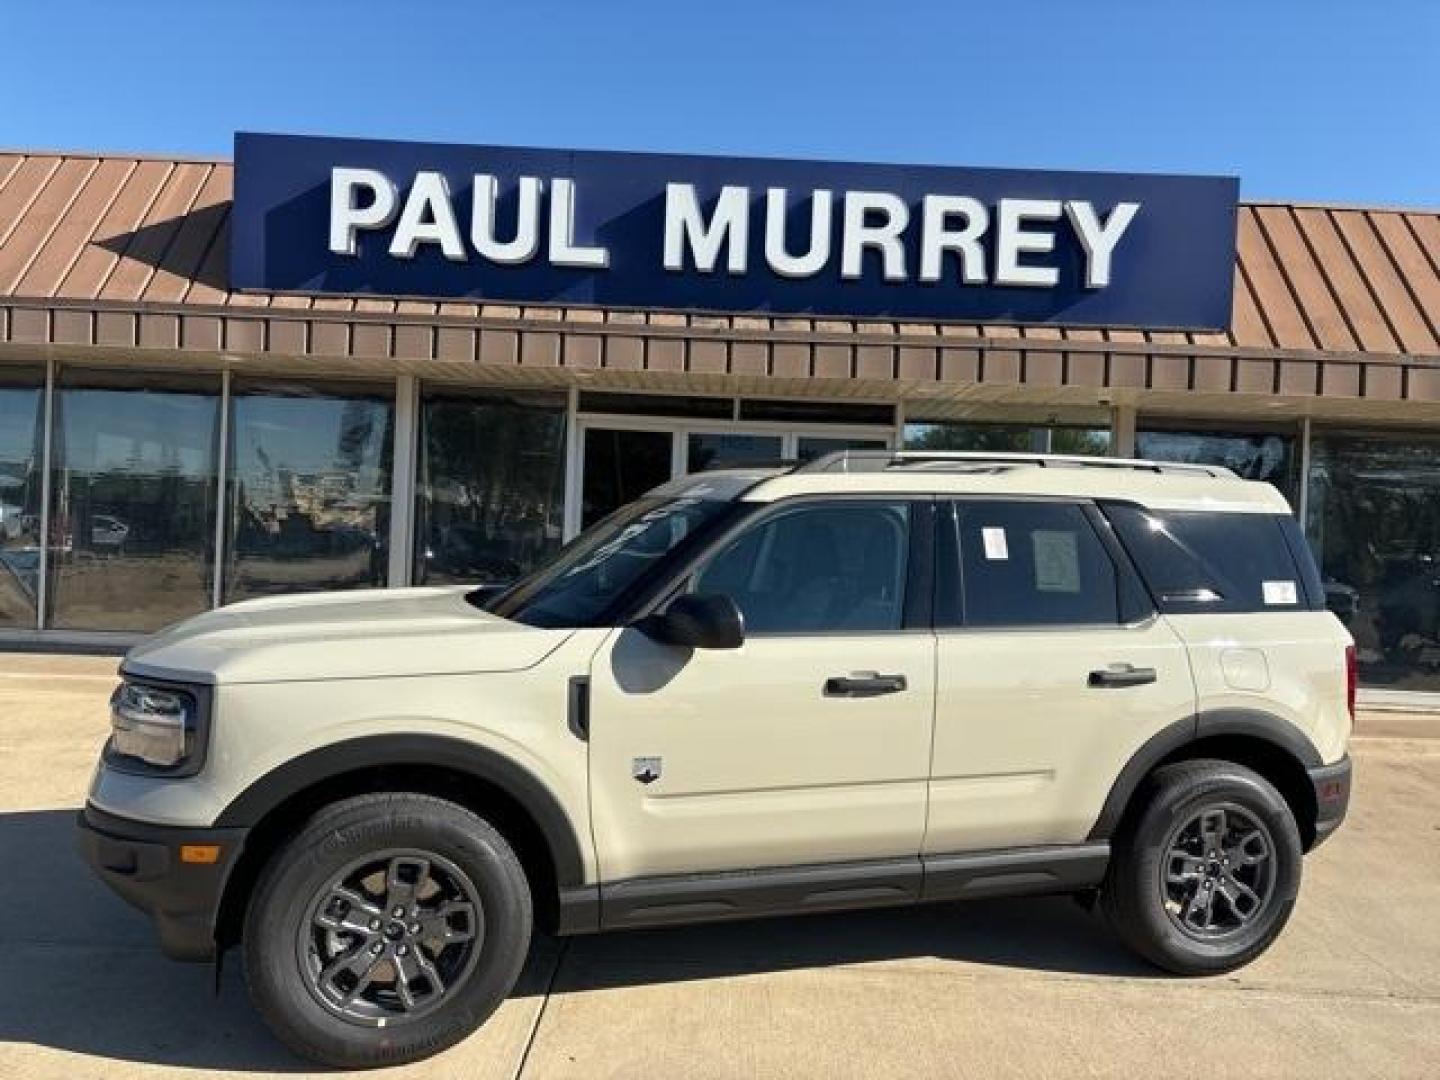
[244,793,532,1068]
[1101,760,1303,975]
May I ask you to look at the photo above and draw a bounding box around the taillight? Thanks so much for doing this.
[1344,644,1357,721]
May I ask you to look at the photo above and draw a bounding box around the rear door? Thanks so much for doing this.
[925,499,1196,855]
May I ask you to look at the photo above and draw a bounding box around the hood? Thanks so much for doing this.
[123,587,575,685]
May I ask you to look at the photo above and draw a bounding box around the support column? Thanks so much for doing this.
[211,369,231,608]
[1110,404,1137,457]
[1296,417,1313,523]
[387,375,419,588]
[34,358,55,630]
[562,385,581,542]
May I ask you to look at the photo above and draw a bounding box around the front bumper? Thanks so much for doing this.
[75,804,248,961]
[1308,754,1352,849]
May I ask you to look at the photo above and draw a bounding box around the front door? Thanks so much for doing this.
[588,498,935,882]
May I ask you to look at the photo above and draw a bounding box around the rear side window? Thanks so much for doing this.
[1105,505,1321,614]
[947,501,1129,627]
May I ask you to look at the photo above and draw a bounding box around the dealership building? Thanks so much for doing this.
[0,134,1438,703]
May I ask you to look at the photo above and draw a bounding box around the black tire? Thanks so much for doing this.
[243,793,532,1068]
[1101,759,1302,975]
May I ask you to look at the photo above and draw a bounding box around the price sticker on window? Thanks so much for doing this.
[1262,580,1298,606]
[981,526,1009,561]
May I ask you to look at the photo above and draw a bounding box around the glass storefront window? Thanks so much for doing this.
[226,382,393,603]
[0,367,45,628]
[46,371,220,632]
[1307,430,1440,693]
[686,432,783,472]
[904,422,1111,456]
[415,390,567,587]
[1137,427,1298,506]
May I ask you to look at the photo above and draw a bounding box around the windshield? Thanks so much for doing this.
[487,497,736,627]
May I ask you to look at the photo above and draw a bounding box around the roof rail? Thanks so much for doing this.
[796,449,1238,478]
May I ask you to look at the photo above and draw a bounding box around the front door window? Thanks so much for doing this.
[694,501,911,633]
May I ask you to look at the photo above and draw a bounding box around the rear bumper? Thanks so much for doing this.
[75,804,248,961]
[1308,754,1352,849]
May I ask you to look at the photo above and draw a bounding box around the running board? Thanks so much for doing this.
[590,843,1110,932]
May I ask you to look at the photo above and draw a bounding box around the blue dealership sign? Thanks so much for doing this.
[231,132,1238,330]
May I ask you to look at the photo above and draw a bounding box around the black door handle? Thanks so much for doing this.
[824,672,908,698]
[1088,664,1158,688]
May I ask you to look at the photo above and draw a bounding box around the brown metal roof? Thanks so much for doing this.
[2,151,1439,414]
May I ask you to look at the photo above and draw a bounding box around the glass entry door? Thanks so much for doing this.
[684,432,784,472]
[580,427,673,530]
[573,421,893,536]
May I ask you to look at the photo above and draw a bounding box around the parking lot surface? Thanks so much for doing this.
[1,652,1437,1079]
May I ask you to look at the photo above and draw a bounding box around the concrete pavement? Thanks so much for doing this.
[1,651,1437,1078]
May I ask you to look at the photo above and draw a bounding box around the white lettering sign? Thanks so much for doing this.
[764,187,832,278]
[328,167,398,256]
[326,168,1141,290]
[664,183,749,274]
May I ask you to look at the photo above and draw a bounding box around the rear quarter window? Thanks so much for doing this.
[1103,504,1323,614]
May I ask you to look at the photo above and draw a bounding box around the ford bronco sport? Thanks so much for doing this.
[78,450,1354,1067]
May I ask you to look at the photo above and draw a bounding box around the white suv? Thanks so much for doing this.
[78,451,1354,1068]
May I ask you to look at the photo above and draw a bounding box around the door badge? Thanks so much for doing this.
[632,756,662,784]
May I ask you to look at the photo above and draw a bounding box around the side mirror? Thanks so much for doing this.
[637,593,745,650]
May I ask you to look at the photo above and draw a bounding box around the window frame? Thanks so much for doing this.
[935,496,1155,632]
[636,494,935,638]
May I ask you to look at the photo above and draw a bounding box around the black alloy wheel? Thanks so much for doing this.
[1159,803,1277,940]
[245,793,531,1068]
[1101,759,1302,975]
[299,849,484,1024]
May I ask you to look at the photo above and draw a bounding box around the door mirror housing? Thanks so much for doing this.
[637,593,745,650]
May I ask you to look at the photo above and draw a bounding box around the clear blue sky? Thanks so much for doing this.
[4,0,1436,206]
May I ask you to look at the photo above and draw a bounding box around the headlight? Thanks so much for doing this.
[105,679,207,776]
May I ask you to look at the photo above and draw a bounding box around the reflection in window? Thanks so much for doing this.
[904,422,1110,456]
[695,502,910,633]
[581,428,672,529]
[416,391,567,587]
[1307,431,1440,692]
[47,372,219,632]
[226,383,393,603]
[1108,506,1313,614]
[686,433,783,472]
[495,497,731,628]
[0,368,45,628]
[1137,428,1297,506]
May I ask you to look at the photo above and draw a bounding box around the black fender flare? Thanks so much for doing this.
[214,734,587,888]
[1087,709,1323,842]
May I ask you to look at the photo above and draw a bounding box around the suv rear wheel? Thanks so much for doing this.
[243,793,531,1068]
[1101,760,1302,974]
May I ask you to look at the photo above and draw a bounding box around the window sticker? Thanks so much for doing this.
[1262,580,1298,606]
[1032,530,1082,593]
[981,526,1009,561]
